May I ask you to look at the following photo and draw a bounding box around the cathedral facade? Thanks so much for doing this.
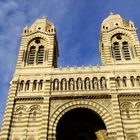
[1,14,140,140]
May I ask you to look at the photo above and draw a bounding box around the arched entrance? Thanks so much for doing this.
[56,108,106,140]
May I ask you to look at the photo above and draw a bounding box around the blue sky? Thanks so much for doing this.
[0,0,140,128]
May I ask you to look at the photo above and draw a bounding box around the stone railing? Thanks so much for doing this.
[52,77,107,91]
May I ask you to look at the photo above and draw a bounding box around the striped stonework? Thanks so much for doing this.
[48,100,116,139]
[1,14,140,140]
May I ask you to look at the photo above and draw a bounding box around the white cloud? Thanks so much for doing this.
[1,0,140,130]
[0,0,18,19]
[0,0,74,128]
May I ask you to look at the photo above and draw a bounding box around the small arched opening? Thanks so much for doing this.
[56,108,106,140]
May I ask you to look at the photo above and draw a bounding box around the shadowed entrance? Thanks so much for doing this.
[56,108,106,140]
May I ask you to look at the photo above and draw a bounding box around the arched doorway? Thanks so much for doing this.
[56,108,106,140]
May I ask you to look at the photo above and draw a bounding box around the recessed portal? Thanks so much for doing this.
[76,133,88,140]
[56,108,106,140]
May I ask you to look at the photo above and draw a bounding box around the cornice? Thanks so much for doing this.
[51,94,111,100]
[15,96,44,101]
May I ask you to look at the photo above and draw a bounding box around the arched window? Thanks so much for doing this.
[29,105,40,123]
[121,102,133,119]
[15,106,26,123]
[20,80,24,91]
[116,77,121,87]
[29,110,37,121]
[28,46,36,65]
[112,42,121,61]
[136,76,140,86]
[37,46,44,64]
[61,78,67,91]
[130,76,135,87]
[33,80,37,91]
[122,77,127,87]
[16,111,22,121]
[76,78,83,90]
[53,79,59,91]
[25,80,30,91]
[84,77,90,90]
[69,78,74,90]
[92,77,98,89]
[38,80,43,91]
[100,77,107,89]
[122,42,131,60]
[125,108,130,119]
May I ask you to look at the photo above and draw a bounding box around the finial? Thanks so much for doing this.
[42,16,46,19]
[110,12,114,15]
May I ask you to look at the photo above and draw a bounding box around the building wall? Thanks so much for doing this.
[1,14,140,140]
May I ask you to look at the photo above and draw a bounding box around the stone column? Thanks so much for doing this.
[40,77,51,140]
[0,79,18,140]
[109,76,125,140]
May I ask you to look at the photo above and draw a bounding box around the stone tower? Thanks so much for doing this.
[0,17,59,140]
[1,14,140,140]
[100,13,140,65]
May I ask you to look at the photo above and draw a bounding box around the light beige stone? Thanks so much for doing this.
[1,14,140,140]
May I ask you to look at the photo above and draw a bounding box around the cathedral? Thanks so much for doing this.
[1,13,140,140]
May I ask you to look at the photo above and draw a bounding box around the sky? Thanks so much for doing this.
[0,0,140,129]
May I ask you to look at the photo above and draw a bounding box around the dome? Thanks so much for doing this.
[102,13,123,24]
[101,13,135,31]
[22,16,56,34]
[30,17,55,32]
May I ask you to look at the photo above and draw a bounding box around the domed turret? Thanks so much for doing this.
[22,17,56,35]
[100,13,140,65]
[18,17,59,68]
[101,12,135,32]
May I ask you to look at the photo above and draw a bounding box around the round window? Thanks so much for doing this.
[35,38,40,44]
[116,35,122,40]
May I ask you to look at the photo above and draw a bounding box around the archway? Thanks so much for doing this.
[56,108,106,140]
